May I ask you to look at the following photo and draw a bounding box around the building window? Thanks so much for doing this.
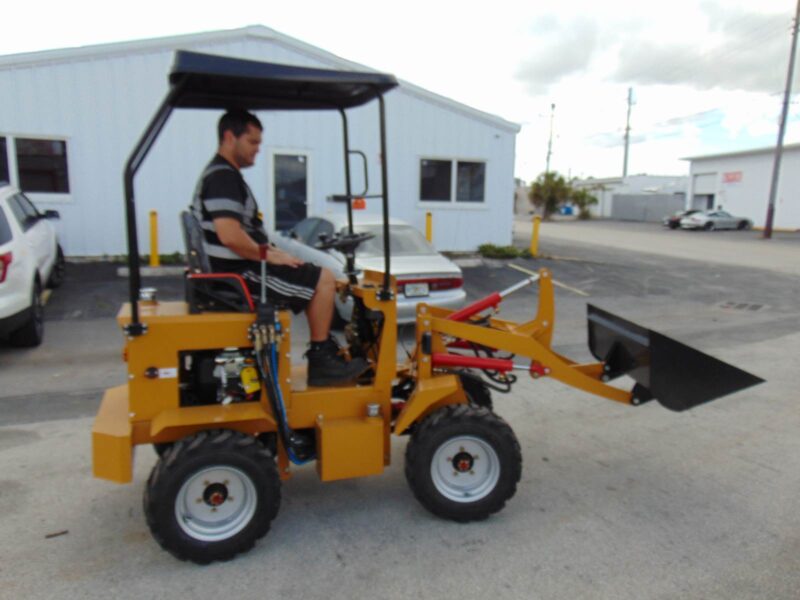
[456,161,485,202]
[0,137,8,183]
[420,158,486,203]
[420,159,452,201]
[15,138,70,193]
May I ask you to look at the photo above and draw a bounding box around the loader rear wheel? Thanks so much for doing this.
[143,429,280,564]
[405,404,521,522]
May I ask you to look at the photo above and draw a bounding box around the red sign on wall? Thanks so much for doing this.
[723,171,743,183]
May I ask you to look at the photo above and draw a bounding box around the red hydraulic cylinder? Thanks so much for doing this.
[447,292,502,322]
[432,353,514,372]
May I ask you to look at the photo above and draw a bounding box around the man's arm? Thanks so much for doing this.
[214,217,303,267]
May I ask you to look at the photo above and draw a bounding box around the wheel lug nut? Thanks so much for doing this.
[196,498,202,504]
[203,481,210,486]
[453,471,459,477]
[228,497,235,502]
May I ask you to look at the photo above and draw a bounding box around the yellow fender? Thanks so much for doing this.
[393,375,467,435]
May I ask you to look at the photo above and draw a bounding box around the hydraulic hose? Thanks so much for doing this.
[252,247,315,464]
[269,342,313,464]
[253,336,315,464]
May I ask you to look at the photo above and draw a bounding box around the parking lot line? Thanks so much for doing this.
[508,262,590,297]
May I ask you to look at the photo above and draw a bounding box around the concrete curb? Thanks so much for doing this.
[116,266,186,277]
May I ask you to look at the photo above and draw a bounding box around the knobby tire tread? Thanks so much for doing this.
[143,429,280,564]
[405,404,522,522]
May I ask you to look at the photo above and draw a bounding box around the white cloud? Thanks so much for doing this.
[0,0,797,181]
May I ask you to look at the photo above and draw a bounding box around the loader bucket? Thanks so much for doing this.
[587,304,764,412]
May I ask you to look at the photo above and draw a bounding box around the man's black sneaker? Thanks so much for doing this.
[305,337,369,387]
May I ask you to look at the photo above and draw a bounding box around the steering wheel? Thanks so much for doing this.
[315,231,375,254]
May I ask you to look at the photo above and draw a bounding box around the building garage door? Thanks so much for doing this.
[692,173,717,210]
[610,194,686,222]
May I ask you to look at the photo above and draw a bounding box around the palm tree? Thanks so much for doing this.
[529,172,570,218]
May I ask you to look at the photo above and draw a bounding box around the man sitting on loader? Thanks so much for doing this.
[191,109,366,386]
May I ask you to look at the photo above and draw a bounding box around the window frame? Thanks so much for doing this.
[418,156,488,209]
[269,148,312,233]
[455,160,486,204]
[0,134,73,204]
[0,136,9,185]
[419,158,453,203]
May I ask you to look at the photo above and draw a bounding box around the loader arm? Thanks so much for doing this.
[395,267,763,434]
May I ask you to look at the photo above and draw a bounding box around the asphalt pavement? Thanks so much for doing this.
[1,221,799,599]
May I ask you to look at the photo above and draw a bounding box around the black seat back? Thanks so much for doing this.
[180,210,252,313]
[181,211,211,273]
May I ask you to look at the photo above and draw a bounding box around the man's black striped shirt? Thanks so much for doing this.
[191,154,268,272]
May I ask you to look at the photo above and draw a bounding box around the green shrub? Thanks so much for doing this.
[478,244,524,259]
[139,252,186,265]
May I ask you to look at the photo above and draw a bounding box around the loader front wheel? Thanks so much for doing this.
[143,429,280,564]
[405,404,521,522]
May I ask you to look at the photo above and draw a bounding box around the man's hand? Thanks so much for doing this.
[214,217,303,267]
[266,246,304,268]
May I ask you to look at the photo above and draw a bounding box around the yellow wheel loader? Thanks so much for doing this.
[92,51,763,564]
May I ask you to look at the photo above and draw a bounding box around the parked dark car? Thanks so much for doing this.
[662,209,699,229]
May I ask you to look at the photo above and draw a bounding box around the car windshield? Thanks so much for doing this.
[349,224,438,257]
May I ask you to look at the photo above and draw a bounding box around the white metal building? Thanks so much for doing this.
[572,175,688,218]
[684,144,800,230]
[0,26,520,256]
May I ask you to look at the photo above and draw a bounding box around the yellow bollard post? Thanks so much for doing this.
[149,210,160,267]
[529,215,541,257]
[425,211,433,243]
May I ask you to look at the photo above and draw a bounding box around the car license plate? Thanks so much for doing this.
[404,283,429,298]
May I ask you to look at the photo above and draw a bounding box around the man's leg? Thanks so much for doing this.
[305,268,335,342]
[302,267,368,386]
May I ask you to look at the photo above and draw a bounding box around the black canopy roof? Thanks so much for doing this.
[168,51,399,110]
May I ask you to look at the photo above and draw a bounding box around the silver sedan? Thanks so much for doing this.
[680,210,753,231]
[272,214,466,324]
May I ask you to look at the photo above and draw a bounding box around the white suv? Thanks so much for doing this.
[0,184,65,347]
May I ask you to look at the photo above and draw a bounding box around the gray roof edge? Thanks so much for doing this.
[396,81,521,134]
[0,26,272,68]
[0,25,520,134]
[682,142,800,162]
[573,174,686,184]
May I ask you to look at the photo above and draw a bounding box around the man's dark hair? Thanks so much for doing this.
[218,110,263,143]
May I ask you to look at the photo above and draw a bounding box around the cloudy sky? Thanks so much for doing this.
[3,0,798,181]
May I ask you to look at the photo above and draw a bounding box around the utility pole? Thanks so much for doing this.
[545,103,555,174]
[623,87,633,178]
[764,0,799,239]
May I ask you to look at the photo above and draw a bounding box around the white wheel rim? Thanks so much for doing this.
[175,466,257,542]
[431,435,500,503]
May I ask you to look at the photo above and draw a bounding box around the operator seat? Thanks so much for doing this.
[180,211,255,313]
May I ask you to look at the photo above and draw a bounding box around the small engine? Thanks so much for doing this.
[179,347,261,407]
